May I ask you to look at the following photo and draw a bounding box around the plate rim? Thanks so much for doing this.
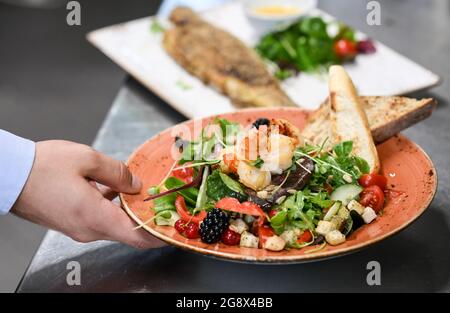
[119,107,438,263]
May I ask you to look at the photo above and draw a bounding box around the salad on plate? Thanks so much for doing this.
[141,115,387,252]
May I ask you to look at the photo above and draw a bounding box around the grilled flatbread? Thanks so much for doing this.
[302,96,436,146]
[328,65,380,172]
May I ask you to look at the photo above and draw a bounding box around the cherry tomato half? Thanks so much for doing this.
[297,230,313,243]
[359,185,385,213]
[359,173,387,190]
[334,39,357,59]
[172,167,194,184]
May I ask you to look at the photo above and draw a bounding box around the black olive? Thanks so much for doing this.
[252,118,270,129]
[350,210,365,230]
[312,235,325,245]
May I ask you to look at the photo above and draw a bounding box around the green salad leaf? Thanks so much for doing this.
[273,189,330,234]
[256,16,356,79]
[164,177,198,208]
[206,170,247,202]
[297,140,369,189]
[214,118,240,145]
[153,193,176,213]
[179,118,239,164]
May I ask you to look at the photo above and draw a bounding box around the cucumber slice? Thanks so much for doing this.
[324,201,341,221]
[331,184,363,206]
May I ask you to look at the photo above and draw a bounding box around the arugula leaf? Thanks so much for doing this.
[277,189,327,232]
[308,191,333,208]
[271,210,287,225]
[270,210,288,235]
[296,140,370,189]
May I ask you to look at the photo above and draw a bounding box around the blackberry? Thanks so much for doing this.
[252,118,270,129]
[199,208,229,244]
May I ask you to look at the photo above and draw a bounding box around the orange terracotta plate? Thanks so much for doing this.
[120,108,437,263]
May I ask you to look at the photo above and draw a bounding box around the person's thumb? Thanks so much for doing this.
[84,151,142,194]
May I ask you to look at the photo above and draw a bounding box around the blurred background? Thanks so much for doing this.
[0,0,448,292]
[0,0,162,292]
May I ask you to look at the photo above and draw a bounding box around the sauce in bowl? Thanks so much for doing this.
[253,5,302,17]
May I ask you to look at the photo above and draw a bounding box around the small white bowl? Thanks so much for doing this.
[244,0,317,23]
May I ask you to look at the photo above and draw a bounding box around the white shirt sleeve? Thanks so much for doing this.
[0,130,36,215]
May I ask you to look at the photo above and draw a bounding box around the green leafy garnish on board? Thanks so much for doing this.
[150,19,165,33]
[175,79,193,90]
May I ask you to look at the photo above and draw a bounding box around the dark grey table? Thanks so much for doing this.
[17,0,450,292]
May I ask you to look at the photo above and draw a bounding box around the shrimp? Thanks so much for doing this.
[270,118,303,147]
[260,134,295,174]
[218,118,300,190]
[236,161,271,191]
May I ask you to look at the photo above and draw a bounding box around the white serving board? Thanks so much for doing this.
[87,1,440,118]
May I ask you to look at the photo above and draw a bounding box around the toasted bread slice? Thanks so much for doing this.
[302,96,436,146]
[328,65,380,173]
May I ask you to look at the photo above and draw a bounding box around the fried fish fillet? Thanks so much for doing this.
[163,7,296,108]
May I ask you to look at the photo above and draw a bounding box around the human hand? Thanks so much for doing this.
[12,140,165,249]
